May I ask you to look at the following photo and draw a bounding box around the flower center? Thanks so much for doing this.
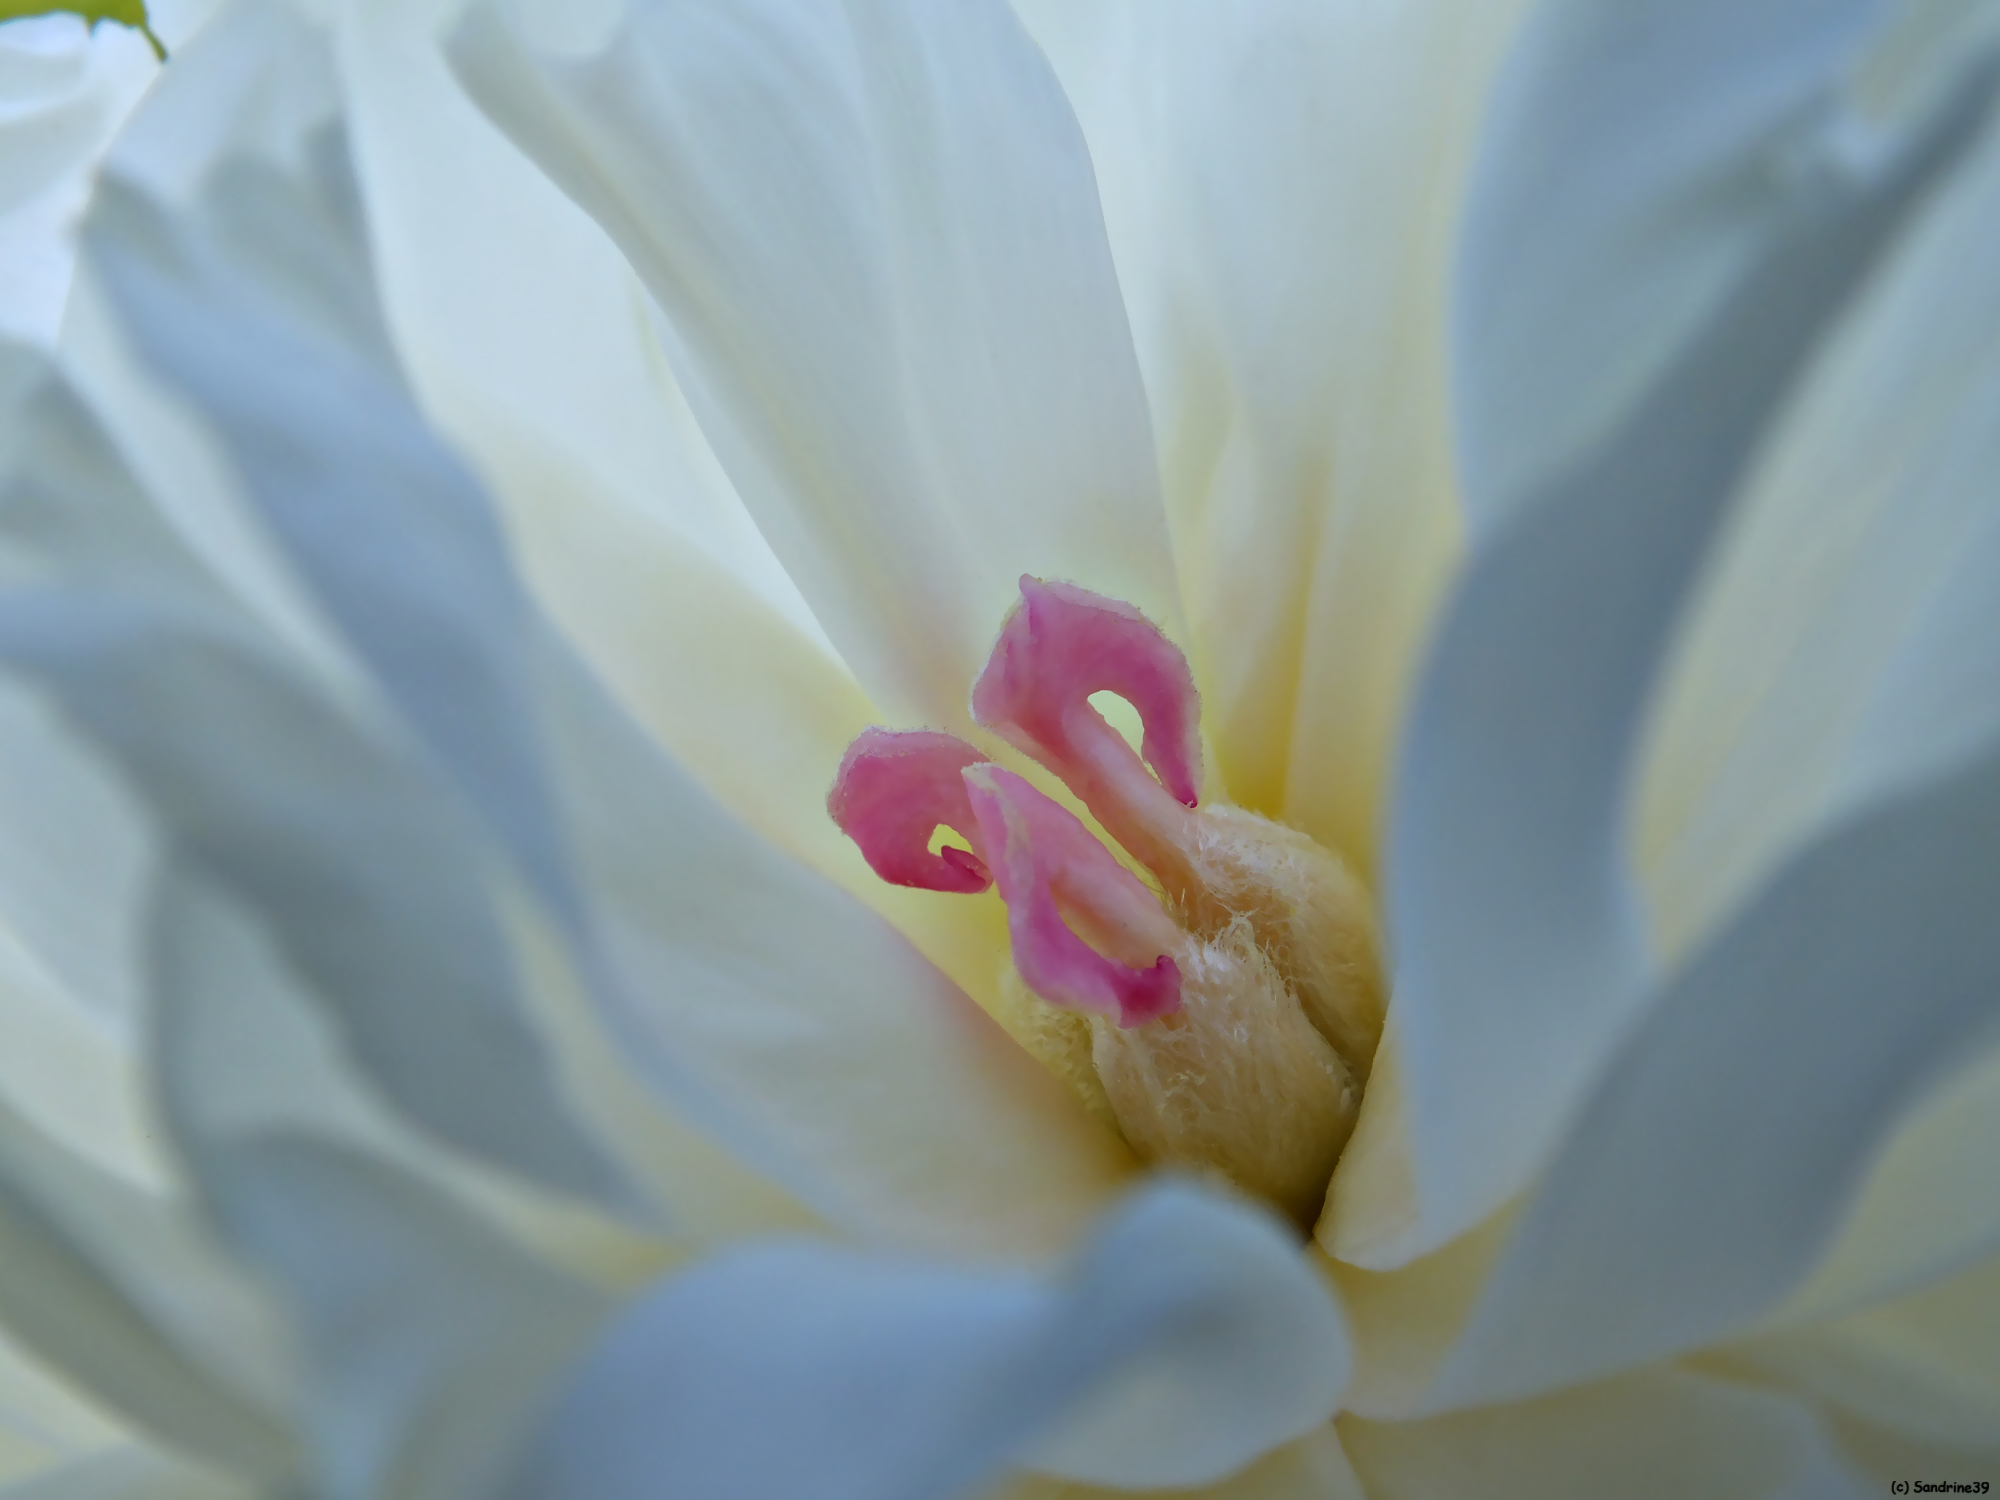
[829,577,1383,1226]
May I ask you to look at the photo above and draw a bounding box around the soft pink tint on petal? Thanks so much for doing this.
[963,765,1180,1028]
[829,728,992,894]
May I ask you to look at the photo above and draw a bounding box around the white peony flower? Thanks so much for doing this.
[0,0,1997,1497]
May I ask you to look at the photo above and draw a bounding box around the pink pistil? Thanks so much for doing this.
[828,727,993,893]
[963,764,1182,1027]
[970,577,1201,883]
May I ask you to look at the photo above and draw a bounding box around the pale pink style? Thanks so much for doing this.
[963,764,1182,1027]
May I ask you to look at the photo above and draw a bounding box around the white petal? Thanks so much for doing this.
[0,675,163,1190]
[158,875,627,1500]
[0,1097,295,1483]
[1341,1366,1869,1500]
[328,23,1014,1026]
[1427,731,2000,1407]
[1720,1252,2000,1455]
[0,672,149,1041]
[0,17,156,350]
[449,0,1182,731]
[151,867,682,1285]
[992,1426,1364,1500]
[0,1447,258,1500]
[1016,0,1521,861]
[335,0,825,649]
[100,0,340,209]
[0,1086,290,1434]
[57,268,370,702]
[85,59,1133,1255]
[1317,1208,1514,1422]
[515,1182,1347,1499]
[1831,1419,2000,1493]
[0,591,632,1207]
[538,654,1136,1254]
[0,336,629,1210]
[0,1327,126,1481]
[1781,1039,2000,1322]
[1454,0,1892,530]
[332,8,1016,1022]
[1838,479,2000,831]
[1354,0,2000,1265]
[473,429,1021,1031]
[1636,91,2000,960]
[201,1134,609,1500]
[148,1,229,53]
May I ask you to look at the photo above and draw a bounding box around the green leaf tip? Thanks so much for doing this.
[0,1,165,58]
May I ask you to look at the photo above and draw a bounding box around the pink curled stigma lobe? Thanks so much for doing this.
[962,764,1181,1027]
[828,727,992,893]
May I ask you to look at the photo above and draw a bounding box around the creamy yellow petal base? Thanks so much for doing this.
[1315,1208,1517,1421]
[479,425,1025,1031]
[1317,1022,1419,1266]
[1714,1252,2000,1456]
[1778,1038,2000,1323]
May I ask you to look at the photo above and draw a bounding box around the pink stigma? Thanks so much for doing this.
[828,728,992,893]
[963,765,1182,1027]
[828,583,1203,1028]
[971,577,1202,809]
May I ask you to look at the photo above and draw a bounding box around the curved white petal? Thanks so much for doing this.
[991,1426,1363,1500]
[0,332,629,1210]
[1341,1366,1869,1500]
[334,0,824,649]
[195,1133,610,1500]
[1426,730,2000,1407]
[85,37,1133,1256]
[340,0,1104,1031]
[1016,0,1521,862]
[331,6,1017,1020]
[152,863,684,1282]
[1830,1421,2000,1494]
[1637,100,2000,960]
[532,650,1136,1255]
[1317,1209,1514,1422]
[0,16,156,350]
[513,1182,1347,1500]
[0,1084,289,1431]
[0,674,149,1042]
[0,952,150,1201]
[1781,1038,2000,1322]
[470,430,1021,1029]
[0,598,634,1207]
[1354,0,2000,1265]
[448,0,1182,732]
[155,874,630,1500]
[149,1,230,54]
[0,1325,129,1481]
[0,1097,295,1485]
[1720,1252,2000,1457]
[324,12,1017,1027]
[0,677,162,1189]
[0,1447,258,1500]
[1454,0,1892,531]
[56,268,369,702]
